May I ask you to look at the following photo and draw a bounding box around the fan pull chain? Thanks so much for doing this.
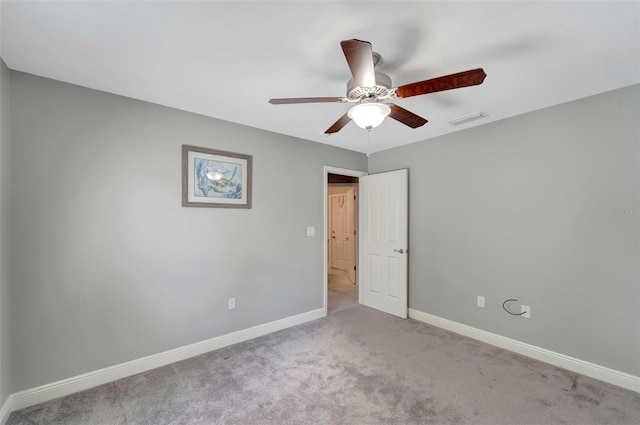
[367,127,372,157]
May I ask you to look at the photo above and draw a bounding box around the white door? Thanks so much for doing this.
[359,169,408,318]
[330,193,350,270]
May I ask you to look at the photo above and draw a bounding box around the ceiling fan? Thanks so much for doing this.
[269,39,487,134]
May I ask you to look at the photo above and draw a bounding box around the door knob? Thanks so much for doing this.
[394,249,405,254]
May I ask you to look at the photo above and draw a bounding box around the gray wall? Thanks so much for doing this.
[369,84,640,376]
[0,59,11,406]
[9,71,367,392]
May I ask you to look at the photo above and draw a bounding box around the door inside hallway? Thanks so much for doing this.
[329,188,355,277]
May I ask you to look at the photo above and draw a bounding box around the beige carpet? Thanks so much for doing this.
[8,305,640,424]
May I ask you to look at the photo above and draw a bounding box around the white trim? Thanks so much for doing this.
[0,395,13,425]
[409,308,640,393]
[6,308,324,415]
[323,166,367,317]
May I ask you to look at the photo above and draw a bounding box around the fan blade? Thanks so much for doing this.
[388,104,428,128]
[325,112,351,134]
[340,39,376,88]
[395,68,487,98]
[269,97,345,105]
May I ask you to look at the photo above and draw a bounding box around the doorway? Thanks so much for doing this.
[323,166,367,316]
[323,166,409,319]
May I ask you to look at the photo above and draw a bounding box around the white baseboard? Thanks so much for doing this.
[408,308,640,393]
[0,395,13,425]
[4,308,325,421]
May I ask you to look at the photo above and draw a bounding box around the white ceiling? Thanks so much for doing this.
[1,1,639,154]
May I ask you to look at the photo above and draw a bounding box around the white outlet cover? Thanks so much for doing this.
[477,296,485,308]
[307,226,315,236]
[521,305,531,319]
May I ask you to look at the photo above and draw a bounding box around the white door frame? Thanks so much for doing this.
[323,166,367,317]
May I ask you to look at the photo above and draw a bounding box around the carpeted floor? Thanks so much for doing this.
[7,306,640,425]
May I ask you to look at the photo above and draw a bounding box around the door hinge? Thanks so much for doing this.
[353,230,356,235]
[353,265,356,271]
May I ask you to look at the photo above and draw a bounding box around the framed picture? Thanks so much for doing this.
[182,145,252,208]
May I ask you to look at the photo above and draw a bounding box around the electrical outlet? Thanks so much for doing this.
[477,296,485,308]
[521,305,531,319]
[228,298,236,310]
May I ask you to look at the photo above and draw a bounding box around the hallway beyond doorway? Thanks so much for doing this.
[327,268,358,314]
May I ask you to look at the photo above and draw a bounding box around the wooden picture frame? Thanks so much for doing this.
[182,145,252,208]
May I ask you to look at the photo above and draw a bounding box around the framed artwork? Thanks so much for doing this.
[182,145,252,208]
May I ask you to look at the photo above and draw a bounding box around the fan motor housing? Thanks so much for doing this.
[346,72,392,101]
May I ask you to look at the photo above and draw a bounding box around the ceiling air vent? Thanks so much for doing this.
[447,111,488,126]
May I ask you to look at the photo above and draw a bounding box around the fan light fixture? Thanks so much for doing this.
[348,103,391,130]
[268,39,487,135]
